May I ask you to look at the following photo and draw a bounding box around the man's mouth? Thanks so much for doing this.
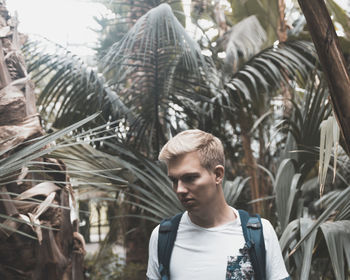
[181,198,195,206]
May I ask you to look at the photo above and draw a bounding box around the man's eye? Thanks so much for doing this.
[183,175,196,182]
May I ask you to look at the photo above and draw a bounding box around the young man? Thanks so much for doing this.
[146,129,289,279]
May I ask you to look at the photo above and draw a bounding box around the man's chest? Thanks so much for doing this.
[169,225,254,280]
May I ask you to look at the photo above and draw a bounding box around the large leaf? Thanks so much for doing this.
[319,115,340,196]
[52,139,183,222]
[103,3,207,77]
[320,220,350,280]
[228,0,279,44]
[102,3,220,156]
[104,140,183,220]
[218,15,267,73]
[225,40,316,105]
[0,113,99,178]
[23,39,131,129]
[274,158,302,230]
[223,176,249,207]
[326,0,350,39]
[0,114,100,242]
[280,76,332,173]
[290,186,350,256]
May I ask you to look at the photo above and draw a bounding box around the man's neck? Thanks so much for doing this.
[188,202,236,228]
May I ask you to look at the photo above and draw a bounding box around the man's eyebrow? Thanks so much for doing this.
[168,172,199,179]
[182,172,200,177]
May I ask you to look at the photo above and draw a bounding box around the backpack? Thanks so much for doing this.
[157,210,266,280]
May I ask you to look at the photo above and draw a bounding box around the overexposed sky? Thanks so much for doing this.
[6,0,350,57]
[7,0,109,56]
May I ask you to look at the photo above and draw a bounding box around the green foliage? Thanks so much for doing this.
[20,0,350,279]
[94,0,186,58]
[228,0,280,45]
[23,39,128,130]
[84,248,146,280]
[0,114,99,241]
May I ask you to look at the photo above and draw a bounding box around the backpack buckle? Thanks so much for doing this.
[247,217,261,229]
[247,221,261,229]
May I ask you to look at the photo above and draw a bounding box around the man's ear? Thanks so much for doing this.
[214,165,224,184]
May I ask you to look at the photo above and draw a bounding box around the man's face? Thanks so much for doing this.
[167,151,220,213]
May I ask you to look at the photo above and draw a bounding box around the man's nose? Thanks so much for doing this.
[176,180,187,194]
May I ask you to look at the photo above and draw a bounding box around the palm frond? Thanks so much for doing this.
[223,177,249,207]
[321,220,350,280]
[274,158,302,231]
[0,114,99,244]
[103,3,207,78]
[281,216,350,280]
[326,0,350,39]
[0,113,99,177]
[319,115,340,196]
[290,186,350,256]
[298,218,318,280]
[280,76,332,172]
[51,139,183,222]
[22,39,131,129]
[225,40,317,104]
[101,3,223,155]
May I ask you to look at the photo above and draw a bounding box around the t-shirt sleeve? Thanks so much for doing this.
[262,219,289,280]
[146,225,160,280]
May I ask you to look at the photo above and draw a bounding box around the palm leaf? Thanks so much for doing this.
[319,115,340,196]
[274,159,302,230]
[223,177,250,207]
[0,113,99,177]
[22,39,131,129]
[280,76,332,172]
[290,186,350,256]
[299,218,318,280]
[326,0,350,39]
[102,3,220,155]
[103,3,207,76]
[52,139,183,222]
[321,220,350,280]
[0,114,99,245]
[225,40,316,105]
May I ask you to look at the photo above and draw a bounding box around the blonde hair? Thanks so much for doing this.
[159,129,225,170]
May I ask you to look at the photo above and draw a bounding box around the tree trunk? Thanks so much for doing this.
[0,3,85,279]
[214,0,228,37]
[298,0,350,154]
[238,111,264,215]
[277,0,294,118]
[277,0,288,43]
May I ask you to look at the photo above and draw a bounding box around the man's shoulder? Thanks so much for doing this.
[150,224,160,241]
[259,217,280,243]
[151,212,186,237]
[260,218,275,232]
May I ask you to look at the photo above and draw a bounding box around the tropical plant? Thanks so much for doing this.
[0,4,92,278]
[84,247,146,280]
[271,76,350,279]
[13,0,350,279]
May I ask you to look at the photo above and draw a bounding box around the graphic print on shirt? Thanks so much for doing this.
[226,246,254,280]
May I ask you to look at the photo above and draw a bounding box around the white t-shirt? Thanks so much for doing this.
[147,208,289,280]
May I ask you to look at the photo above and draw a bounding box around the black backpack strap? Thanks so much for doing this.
[157,213,183,280]
[238,209,266,280]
